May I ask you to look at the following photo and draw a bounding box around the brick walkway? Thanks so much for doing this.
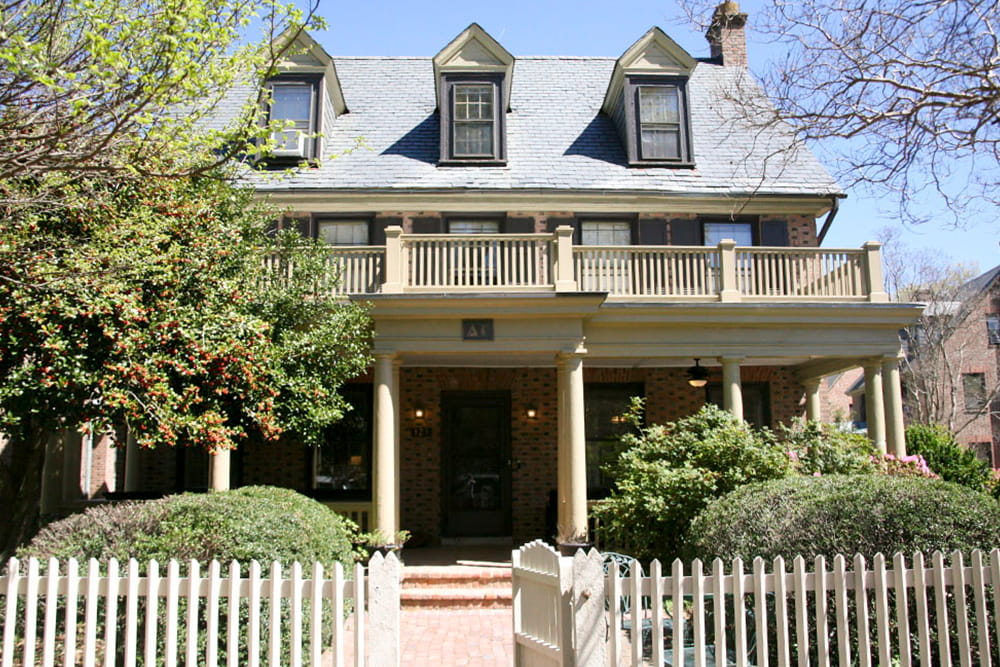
[399,608,513,666]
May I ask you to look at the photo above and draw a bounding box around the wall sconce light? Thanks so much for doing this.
[525,407,538,419]
[413,406,426,420]
[687,358,709,388]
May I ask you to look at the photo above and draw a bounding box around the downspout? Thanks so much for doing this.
[816,195,840,245]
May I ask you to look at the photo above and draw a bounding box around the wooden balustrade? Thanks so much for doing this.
[266,230,885,303]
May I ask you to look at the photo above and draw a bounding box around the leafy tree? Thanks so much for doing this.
[682,0,999,227]
[0,174,372,557]
[0,0,320,186]
[906,423,992,491]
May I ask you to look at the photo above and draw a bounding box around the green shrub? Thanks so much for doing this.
[592,404,791,561]
[780,419,877,475]
[906,423,991,491]
[687,474,1000,563]
[16,486,358,664]
[21,485,357,571]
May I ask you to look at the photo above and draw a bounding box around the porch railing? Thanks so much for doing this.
[301,226,889,303]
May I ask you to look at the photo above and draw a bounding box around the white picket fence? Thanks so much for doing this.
[512,542,1000,667]
[0,553,401,667]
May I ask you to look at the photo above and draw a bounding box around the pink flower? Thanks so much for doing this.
[788,451,799,461]
[813,471,822,477]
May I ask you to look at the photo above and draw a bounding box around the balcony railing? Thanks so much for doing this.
[307,226,889,303]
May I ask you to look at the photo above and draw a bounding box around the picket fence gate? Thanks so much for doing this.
[512,541,1000,667]
[0,553,400,667]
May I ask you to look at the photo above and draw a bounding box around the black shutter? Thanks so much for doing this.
[638,218,667,245]
[411,217,444,234]
[670,219,701,245]
[760,220,789,247]
[294,215,314,239]
[505,216,537,234]
[372,216,402,246]
[545,217,580,242]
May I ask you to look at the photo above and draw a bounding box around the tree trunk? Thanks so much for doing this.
[0,422,47,560]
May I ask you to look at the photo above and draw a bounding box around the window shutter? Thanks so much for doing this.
[638,218,667,245]
[504,216,536,234]
[294,215,314,238]
[372,216,401,246]
[546,217,580,242]
[760,220,789,247]
[670,219,701,245]
[411,217,444,234]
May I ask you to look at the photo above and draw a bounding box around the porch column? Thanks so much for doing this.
[209,448,230,491]
[374,352,400,536]
[720,357,744,421]
[882,355,907,456]
[124,430,142,492]
[804,379,822,422]
[557,349,588,541]
[864,362,887,453]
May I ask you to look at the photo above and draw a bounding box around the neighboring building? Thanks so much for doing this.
[829,265,1000,464]
[50,4,921,545]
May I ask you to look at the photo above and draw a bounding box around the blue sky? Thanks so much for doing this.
[307,0,998,274]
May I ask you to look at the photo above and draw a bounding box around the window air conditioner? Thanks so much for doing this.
[272,131,306,158]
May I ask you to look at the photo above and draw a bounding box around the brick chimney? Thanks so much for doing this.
[706,1,748,67]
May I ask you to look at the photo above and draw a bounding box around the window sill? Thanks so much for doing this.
[628,160,696,169]
[438,159,507,167]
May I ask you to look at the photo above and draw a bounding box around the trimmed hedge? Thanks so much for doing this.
[687,474,1000,563]
[20,485,357,572]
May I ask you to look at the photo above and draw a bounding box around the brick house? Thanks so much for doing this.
[49,3,921,546]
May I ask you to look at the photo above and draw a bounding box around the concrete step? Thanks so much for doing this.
[400,586,512,609]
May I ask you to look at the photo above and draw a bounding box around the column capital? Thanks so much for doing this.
[718,355,745,365]
[880,353,902,365]
[802,377,821,391]
[373,350,398,361]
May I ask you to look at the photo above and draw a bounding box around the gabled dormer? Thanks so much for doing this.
[263,29,347,164]
[602,27,697,168]
[433,24,514,166]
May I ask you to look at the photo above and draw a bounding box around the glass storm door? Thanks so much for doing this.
[442,392,511,537]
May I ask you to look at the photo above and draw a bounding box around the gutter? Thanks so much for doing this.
[816,194,841,245]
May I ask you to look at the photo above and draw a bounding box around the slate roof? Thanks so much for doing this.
[228,56,842,197]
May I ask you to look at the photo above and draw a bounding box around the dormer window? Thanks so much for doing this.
[443,76,504,163]
[433,24,514,166]
[266,75,321,161]
[602,27,698,168]
[625,77,691,165]
[635,81,688,162]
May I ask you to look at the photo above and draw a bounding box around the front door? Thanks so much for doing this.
[441,391,512,537]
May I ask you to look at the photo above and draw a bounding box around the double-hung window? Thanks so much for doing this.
[266,76,320,160]
[442,76,505,163]
[625,77,691,166]
[317,220,369,246]
[963,373,988,413]
[987,314,1000,346]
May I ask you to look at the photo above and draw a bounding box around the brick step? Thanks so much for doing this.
[400,586,512,609]
[402,566,511,589]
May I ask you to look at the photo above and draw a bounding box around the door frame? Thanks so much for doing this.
[440,390,513,537]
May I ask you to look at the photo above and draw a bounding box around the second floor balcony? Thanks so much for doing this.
[279,226,889,303]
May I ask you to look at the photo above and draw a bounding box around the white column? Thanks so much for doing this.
[863,241,889,303]
[373,352,400,536]
[554,226,577,292]
[382,226,404,294]
[864,362,887,453]
[124,430,142,492]
[209,448,230,491]
[720,357,744,421]
[393,358,402,532]
[804,379,822,422]
[717,239,741,302]
[882,355,906,456]
[557,350,588,542]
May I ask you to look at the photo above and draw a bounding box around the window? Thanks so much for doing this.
[971,442,994,466]
[625,77,691,165]
[703,222,753,246]
[585,383,643,497]
[314,385,373,499]
[706,383,771,429]
[441,76,504,163]
[266,76,320,160]
[449,220,499,235]
[963,373,988,413]
[581,221,632,246]
[987,314,1000,346]
[317,220,369,246]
